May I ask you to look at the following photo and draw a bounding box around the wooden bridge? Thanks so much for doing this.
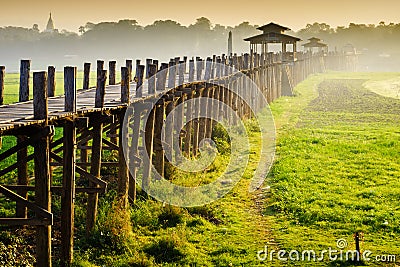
[0,51,351,266]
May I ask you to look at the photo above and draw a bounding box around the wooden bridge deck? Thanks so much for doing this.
[0,75,185,133]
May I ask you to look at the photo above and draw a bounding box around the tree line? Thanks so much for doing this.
[0,18,399,71]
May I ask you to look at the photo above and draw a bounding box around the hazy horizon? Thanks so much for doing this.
[1,0,400,32]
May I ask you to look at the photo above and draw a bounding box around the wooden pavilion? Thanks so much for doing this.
[244,22,301,62]
[302,37,328,53]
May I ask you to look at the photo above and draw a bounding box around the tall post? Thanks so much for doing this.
[156,63,168,92]
[0,66,4,105]
[83,63,91,90]
[86,69,107,235]
[16,61,30,218]
[19,60,30,102]
[188,60,195,82]
[118,67,130,208]
[136,65,144,98]
[146,58,153,79]
[126,60,133,82]
[167,61,176,88]
[47,66,56,97]
[33,71,52,267]
[61,66,77,266]
[148,64,157,94]
[153,100,165,178]
[109,61,116,85]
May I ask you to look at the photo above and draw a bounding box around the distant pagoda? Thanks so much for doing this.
[45,13,56,33]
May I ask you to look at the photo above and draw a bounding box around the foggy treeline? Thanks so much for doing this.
[0,18,399,71]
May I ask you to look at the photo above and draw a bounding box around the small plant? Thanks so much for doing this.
[144,234,185,263]
[158,205,184,228]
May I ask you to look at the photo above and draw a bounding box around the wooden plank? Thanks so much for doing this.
[33,71,52,267]
[184,91,193,155]
[142,105,155,190]
[128,104,141,202]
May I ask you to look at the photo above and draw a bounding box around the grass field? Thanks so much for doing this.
[0,72,399,266]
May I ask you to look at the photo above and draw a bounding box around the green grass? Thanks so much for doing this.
[1,71,400,266]
[267,72,400,266]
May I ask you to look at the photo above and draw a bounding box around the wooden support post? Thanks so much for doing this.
[47,66,56,97]
[109,61,116,85]
[0,66,4,105]
[156,63,168,92]
[199,85,209,142]
[178,61,185,85]
[119,67,130,206]
[61,66,77,267]
[167,61,176,88]
[153,60,159,71]
[86,69,107,235]
[148,64,157,94]
[129,104,141,202]
[135,59,140,80]
[188,60,195,82]
[196,59,203,81]
[211,55,216,79]
[136,65,144,97]
[19,60,30,102]
[83,63,91,90]
[192,87,201,156]
[16,61,30,218]
[126,60,133,82]
[142,106,155,190]
[146,59,153,79]
[121,67,130,103]
[175,92,185,162]
[204,58,212,80]
[153,100,165,178]
[165,96,175,166]
[184,91,193,156]
[33,71,52,267]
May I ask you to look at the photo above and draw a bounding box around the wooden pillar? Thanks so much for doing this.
[165,96,175,166]
[83,63,91,90]
[196,59,203,81]
[19,60,30,102]
[148,64,157,94]
[188,60,195,82]
[174,92,185,162]
[167,61,176,88]
[47,66,56,97]
[156,63,168,92]
[146,59,153,79]
[204,85,213,140]
[118,68,130,207]
[184,91,194,156]
[33,71,52,267]
[61,66,77,267]
[192,87,201,156]
[136,65,144,98]
[86,69,107,235]
[178,62,185,85]
[142,105,155,190]
[126,60,133,82]
[16,61,30,218]
[121,67,130,104]
[153,100,165,177]
[129,103,140,202]
[0,66,4,105]
[109,61,116,85]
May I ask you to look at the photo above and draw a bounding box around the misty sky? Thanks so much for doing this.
[1,0,399,32]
